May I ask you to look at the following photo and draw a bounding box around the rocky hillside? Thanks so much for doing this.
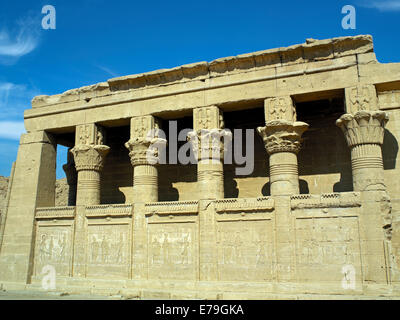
[0,177,69,215]
[0,176,9,213]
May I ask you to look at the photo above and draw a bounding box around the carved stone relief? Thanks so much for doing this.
[216,220,273,281]
[34,225,72,277]
[148,223,197,280]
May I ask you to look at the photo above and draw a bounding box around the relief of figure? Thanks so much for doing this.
[39,234,49,264]
[256,234,266,265]
[151,236,161,264]
[100,235,109,264]
[161,234,170,265]
[223,232,234,264]
[59,234,67,263]
[180,233,190,265]
[48,236,54,261]
[233,232,242,264]
[270,99,287,120]
[91,236,99,263]
[97,131,104,145]
[116,233,124,263]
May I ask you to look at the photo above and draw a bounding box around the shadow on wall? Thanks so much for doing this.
[261,179,309,197]
[383,129,399,170]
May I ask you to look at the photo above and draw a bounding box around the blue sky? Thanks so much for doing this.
[0,0,399,178]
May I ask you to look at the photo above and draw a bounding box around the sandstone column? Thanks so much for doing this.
[187,106,232,281]
[125,115,166,279]
[0,131,56,283]
[125,116,166,203]
[71,124,109,277]
[257,97,309,196]
[337,84,392,284]
[258,96,308,282]
[188,106,231,200]
[63,148,77,206]
[337,85,389,192]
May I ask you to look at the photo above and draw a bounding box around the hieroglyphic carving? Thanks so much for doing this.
[345,84,378,114]
[193,106,222,130]
[295,216,362,284]
[378,90,400,110]
[217,220,273,281]
[265,96,297,122]
[148,223,197,280]
[76,123,105,146]
[86,224,130,278]
[34,225,73,277]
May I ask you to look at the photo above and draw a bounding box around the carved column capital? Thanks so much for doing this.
[336,110,389,147]
[257,120,309,155]
[71,144,110,172]
[187,129,232,161]
[125,137,167,166]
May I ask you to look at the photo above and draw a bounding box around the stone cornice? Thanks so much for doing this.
[144,200,199,216]
[215,197,275,213]
[290,192,361,210]
[35,206,76,219]
[30,35,373,109]
[85,204,133,217]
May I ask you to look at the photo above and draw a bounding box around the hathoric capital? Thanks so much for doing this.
[336,110,389,148]
[71,144,110,172]
[187,129,232,161]
[257,120,309,155]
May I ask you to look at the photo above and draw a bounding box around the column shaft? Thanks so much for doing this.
[71,124,109,277]
[269,152,299,196]
[76,169,101,206]
[133,164,158,203]
[197,160,224,200]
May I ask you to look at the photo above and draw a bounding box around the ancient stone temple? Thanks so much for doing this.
[1,35,400,299]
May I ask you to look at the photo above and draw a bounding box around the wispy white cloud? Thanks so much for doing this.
[0,121,25,140]
[0,81,40,121]
[359,0,400,11]
[96,64,119,78]
[0,16,41,65]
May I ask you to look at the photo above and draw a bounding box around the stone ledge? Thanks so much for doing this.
[291,192,362,209]
[85,204,133,217]
[144,200,199,216]
[35,206,76,219]
[215,197,275,213]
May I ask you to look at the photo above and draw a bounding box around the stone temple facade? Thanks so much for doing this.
[1,35,400,299]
